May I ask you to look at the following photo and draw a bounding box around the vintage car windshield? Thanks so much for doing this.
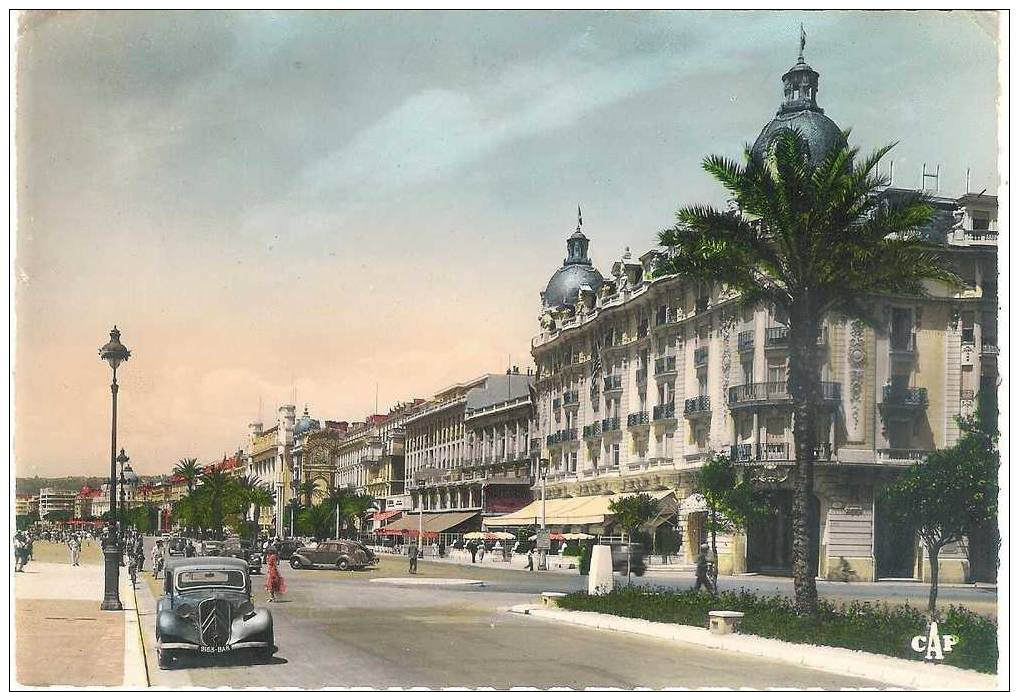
[175,569,246,590]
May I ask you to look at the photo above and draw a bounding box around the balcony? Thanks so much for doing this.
[765,326,789,349]
[583,422,602,439]
[654,355,677,377]
[601,417,621,432]
[727,381,842,408]
[981,342,999,358]
[683,395,711,418]
[627,411,649,428]
[737,330,755,352]
[879,386,928,422]
[694,347,709,368]
[653,401,676,421]
[877,448,930,462]
[730,442,834,464]
[603,375,623,393]
[562,390,580,407]
[546,429,579,446]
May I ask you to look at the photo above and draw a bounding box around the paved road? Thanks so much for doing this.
[138,540,884,688]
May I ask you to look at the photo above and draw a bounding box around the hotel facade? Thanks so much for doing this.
[527,52,998,583]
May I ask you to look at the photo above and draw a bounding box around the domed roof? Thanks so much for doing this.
[752,109,845,168]
[542,213,604,308]
[121,463,139,486]
[294,406,320,437]
[544,263,604,309]
[751,55,845,169]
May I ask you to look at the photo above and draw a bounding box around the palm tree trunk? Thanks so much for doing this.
[788,308,821,614]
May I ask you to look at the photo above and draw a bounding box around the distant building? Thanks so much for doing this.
[246,404,297,536]
[38,487,77,520]
[15,494,37,517]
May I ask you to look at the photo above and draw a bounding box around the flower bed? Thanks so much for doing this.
[558,588,996,673]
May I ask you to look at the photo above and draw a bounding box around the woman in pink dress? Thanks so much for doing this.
[264,549,286,602]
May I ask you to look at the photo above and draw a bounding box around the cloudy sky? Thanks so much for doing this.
[14,10,999,477]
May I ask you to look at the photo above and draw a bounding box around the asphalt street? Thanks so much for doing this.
[137,539,890,688]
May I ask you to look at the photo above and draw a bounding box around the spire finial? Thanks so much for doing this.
[799,23,806,61]
[577,204,583,231]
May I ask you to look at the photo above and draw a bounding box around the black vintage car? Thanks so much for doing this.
[221,539,263,575]
[288,539,377,571]
[166,537,189,557]
[155,557,274,669]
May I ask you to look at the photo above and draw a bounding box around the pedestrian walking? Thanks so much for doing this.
[693,543,716,594]
[477,543,486,563]
[468,540,478,563]
[152,540,164,578]
[13,532,27,572]
[408,543,419,574]
[526,548,534,571]
[67,535,81,566]
[264,549,286,602]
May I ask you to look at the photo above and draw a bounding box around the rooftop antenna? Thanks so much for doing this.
[921,163,941,193]
[966,167,971,194]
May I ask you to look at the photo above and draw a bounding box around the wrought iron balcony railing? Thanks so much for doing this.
[601,417,621,432]
[654,355,677,375]
[737,330,755,352]
[765,326,789,348]
[683,395,711,416]
[627,411,649,427]
[728,381,842,406]
[881,385,928,408]
[603,375,623,392]
[652,401,676,420]
[582,421,602,439]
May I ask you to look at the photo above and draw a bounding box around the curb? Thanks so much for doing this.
[508,604,997,690]
[119,571,150,688]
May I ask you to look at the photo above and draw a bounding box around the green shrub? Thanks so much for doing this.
[562,544,583,557]
[558,587,996,673]
[578,545,591,575]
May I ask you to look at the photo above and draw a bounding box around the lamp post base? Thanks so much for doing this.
[100,538,123,611]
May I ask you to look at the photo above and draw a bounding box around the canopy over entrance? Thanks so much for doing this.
[377,511,479,536]
[483,489,675,528]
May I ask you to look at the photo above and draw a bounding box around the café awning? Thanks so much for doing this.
[371,510,402,524]
[484,489,675,528]
[378,511,479,536]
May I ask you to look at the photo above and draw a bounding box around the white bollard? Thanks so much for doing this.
[588,545,614,595]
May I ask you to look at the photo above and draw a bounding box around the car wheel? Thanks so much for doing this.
[336,558,350,571]
[258,624,274,662]
[289,556,302,569]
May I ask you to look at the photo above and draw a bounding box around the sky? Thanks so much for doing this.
[13,10,1000,477]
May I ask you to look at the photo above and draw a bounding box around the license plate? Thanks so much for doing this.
[199,645,231,653]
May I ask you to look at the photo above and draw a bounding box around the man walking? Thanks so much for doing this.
[408,542,419,574]
[67,534,81,566]
[693,543,716,594]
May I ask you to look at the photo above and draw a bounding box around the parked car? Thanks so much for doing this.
[166,537,188,557]
[221,539,263,575]
[288,539,378,571]
[606,542,647,576]
[273,539,305,560]
[199,540,224,557]
[155,557,274,669]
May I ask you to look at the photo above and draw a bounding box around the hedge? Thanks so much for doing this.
[558,588,996,673]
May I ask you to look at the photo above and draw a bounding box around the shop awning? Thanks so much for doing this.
[371,510,402,523]
[483,489,675,528]
[378,511,479,535]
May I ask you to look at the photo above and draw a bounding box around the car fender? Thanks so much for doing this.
[156,609,198,645]
[231,607,273,644]
[291,553,313,566]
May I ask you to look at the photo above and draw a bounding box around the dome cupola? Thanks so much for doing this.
[541,206,604,309]
[751,27,845,168]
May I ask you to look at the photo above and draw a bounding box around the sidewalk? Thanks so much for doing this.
[13,556,148,688]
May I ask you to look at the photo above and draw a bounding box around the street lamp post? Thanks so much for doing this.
[417,479,426,553]
[538,457,548,571]
[99,326,130,611]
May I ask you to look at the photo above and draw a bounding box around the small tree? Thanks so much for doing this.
[608,493,660,585]
[882,411,998,615]
[297,504,334,540]
[697,453,770,588]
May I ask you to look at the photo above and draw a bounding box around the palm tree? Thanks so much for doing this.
[323,487,354,539]
[297,503,335,540]
[297,479,321,507]
[340,493,376,540]
[234,476,271,539]
[173,458,204,495]
[657,130,959,613]
[250,486,275,539]
[199,467,231,540]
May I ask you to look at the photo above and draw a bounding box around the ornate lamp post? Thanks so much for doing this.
[99,326,130,611]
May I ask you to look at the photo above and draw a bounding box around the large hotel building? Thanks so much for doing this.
[526,51,998,583]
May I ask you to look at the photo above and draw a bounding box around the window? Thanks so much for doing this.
[972,211,990,231]
[610,443,620,467]
[741,356,754,385]
[890,308,913,350]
